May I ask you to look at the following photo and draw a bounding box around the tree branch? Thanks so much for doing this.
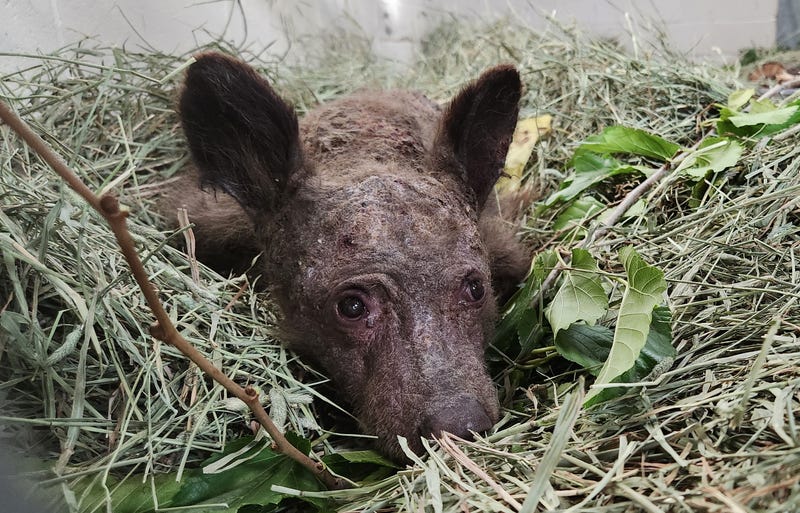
[0,99,345,491]
[530,79,799,310]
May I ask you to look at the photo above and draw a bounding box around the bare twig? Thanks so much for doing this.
[0,98,345,490]
[757,77,800,102]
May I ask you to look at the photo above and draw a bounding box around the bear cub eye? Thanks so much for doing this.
[465,278,485,302]
[337,295,368,319]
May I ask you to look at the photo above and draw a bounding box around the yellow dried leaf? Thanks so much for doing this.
[497,115,552,192]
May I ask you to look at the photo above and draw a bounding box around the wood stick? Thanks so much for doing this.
[0,98,345,491]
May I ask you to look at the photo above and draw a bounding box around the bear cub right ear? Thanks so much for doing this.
[179,52,309,215]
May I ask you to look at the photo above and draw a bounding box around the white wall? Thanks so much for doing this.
[0,0,779,72]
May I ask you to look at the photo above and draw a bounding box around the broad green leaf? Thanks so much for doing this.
[532,249,559,284]
[587,306,675,404]
[552,196,605,237]
[515,252,555,356]
[749,98,779,114]
[574,126,680,162]
[727,105,798,127]
[78,437,327,513]
[544,152,645,206]
[169,439,325,512]
[515,304,547,357]
[554,324,613,375]
[322,450,398,483]
[727,88,754,111]
[689,174,711,209]
[555,307,675,401]
[643,305,674,357]
[585,247,667,404]
[545,249,608,336]
[675,137,743,179]
[284,431,312,455]
[78,472,184,513]
[323,450,397,467]
[572,151,621,173]
[717,99,800,138]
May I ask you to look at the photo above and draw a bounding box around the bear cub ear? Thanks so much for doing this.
[179,52,309,215]
[432,65,522,209]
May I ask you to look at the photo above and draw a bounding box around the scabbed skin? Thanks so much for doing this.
[166,53,530,460]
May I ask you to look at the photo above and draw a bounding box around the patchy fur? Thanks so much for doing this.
[163,53,530,460]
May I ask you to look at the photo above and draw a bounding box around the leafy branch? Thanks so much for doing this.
[0,99,346,491]
[497,79,800,403]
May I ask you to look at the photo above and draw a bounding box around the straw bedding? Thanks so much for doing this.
[1,19,798,512]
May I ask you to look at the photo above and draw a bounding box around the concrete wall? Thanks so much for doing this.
[0,0,780,72]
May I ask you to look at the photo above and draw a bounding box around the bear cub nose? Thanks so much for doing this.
[421,396,493,440]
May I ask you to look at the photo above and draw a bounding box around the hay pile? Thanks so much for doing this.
[1,18,799,512]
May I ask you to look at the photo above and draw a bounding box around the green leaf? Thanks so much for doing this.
[749,98,779,114]
[727,88,754,111]
[552,196,605,237]
[574,126,680,162]
[78,472,184,513]
[588,306,675,404]
[584,247,667,404]
[322,450,397,468]
[689,174,711,209]
[531,249,558,284]
[78,437,327,513]
[284,431,312,455]
[544,152,644,206]
[554,324,613,376]
[515,304,547,357]
[169,439,325,511]
[644,305,675,357]
[544,249,608,336]
[675,137,744,179]
[322,450,398,483]
[717,99,800,138]
[555,307,675,400]
[727,104,799,127]
[572,151,621,173]
[515,252,556,355]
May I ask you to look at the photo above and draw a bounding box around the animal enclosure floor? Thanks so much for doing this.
[1,19,799,513]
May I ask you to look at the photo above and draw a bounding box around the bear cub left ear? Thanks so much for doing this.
[432,65,522,209]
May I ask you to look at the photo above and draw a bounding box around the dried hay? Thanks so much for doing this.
[1,17,798,513]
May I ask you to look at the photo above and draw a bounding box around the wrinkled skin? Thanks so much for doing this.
[166,53,530,460]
